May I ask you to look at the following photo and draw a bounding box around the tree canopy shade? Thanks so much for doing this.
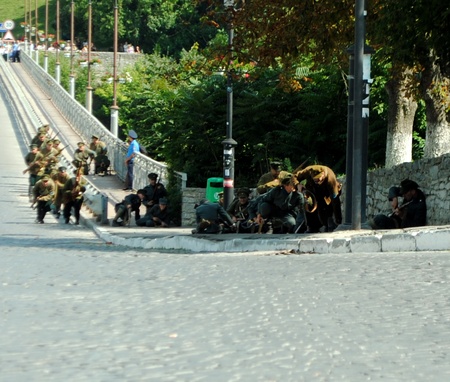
[63,0,217,55]
[198,0,355,69]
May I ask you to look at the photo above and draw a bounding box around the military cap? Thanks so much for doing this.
[237,187,251,198]
[38,127,48,133]
[77,142,85,147]
[159,197,168,205]
[270,161,282,171]
[41,175,50,181]
[30,144,38,149]
[388,186,401,200]
[46,139,54,145]
[53,139,61,144]
[399,179,419,195]
[58,166,67,172]
[148,172,158,180]
[92,134,99,140]
[136,189,147,196]
[128,130,138,139]
[38,132,46,138]
[281,173,294,185]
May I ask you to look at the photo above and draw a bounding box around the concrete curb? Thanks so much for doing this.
[87,219,450,254]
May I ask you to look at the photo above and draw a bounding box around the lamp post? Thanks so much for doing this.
[86,0,93,113]
[55,0,61,84]
[69,0,75,98]
[343,42,374,229]
[23,0,28,52]
[27,0,32,55]
[34,0,39,62]
[349,0,373,229]
[222,0,237,209]
[44,0,49,72]
[110,0,119,136]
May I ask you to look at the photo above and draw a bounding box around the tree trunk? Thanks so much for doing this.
[421,50,450,158]
[384,68,418,168]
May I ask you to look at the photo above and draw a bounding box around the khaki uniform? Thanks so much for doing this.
[52,171,71,215]
[32,178,56,223]
[256,170,290,194]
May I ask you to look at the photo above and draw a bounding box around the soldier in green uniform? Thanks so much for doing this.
[62,169,87,225]
[73,142,95,175]
[51,166,71,218]
[256,161,290,195]
[89,135,110,175]
[32,175,56,224]
[24,144,41,200]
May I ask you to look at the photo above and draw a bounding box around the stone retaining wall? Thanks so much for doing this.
[182,188,206,226]
[365,153,450,226]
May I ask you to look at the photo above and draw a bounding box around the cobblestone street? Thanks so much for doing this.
[2,216,450,381]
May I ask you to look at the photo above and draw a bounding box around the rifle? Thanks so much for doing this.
[388,200,414,218]
[292,157,311,175]
[22,145,68,174]
[71,166,83,200]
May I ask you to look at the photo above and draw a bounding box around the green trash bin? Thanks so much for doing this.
[206,177,223,202]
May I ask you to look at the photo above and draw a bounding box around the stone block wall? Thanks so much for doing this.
[182,188,206,226]
[365,153,450,226]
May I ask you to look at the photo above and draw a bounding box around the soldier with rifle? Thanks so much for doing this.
[73,142,95,175]
[89,134,110,175]
[62,167,87,225]
[24,144,41,201]
[32,175,56,224]
[226,187,253,233]
[52,166,71,219]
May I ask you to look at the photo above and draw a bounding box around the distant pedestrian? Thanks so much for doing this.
[123,130,140,191]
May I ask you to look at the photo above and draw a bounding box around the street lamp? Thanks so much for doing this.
[55,0,61,84]
[349,0,374,230]
[69,0,75,98]
[342,42,374,229]
[23,0,28,51]
[44,0,49,72]
[222,0,237,209]
[86,0,93,113]
[34,0,39,62]
[110,0,119,136]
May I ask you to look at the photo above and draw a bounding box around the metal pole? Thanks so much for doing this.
[24,0,28,50]
[222,2,237,209]
[55,0,61,84]
[44,0,48,72]
[34,0,39,62]
[351,0,365,229]
[86,0,93,113]
[343,46,354,227]
[69,0,75,98]
[110,0,119,137]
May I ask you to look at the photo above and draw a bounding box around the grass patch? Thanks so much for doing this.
[0,0,56,40]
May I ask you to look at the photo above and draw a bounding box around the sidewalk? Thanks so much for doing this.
[81,214,450,253]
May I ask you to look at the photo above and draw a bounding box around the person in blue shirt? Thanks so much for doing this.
[123,130,140,191]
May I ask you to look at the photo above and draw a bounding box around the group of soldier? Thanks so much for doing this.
[24,124,110,224]
[193,161,343,235]
[111,172,169,228]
